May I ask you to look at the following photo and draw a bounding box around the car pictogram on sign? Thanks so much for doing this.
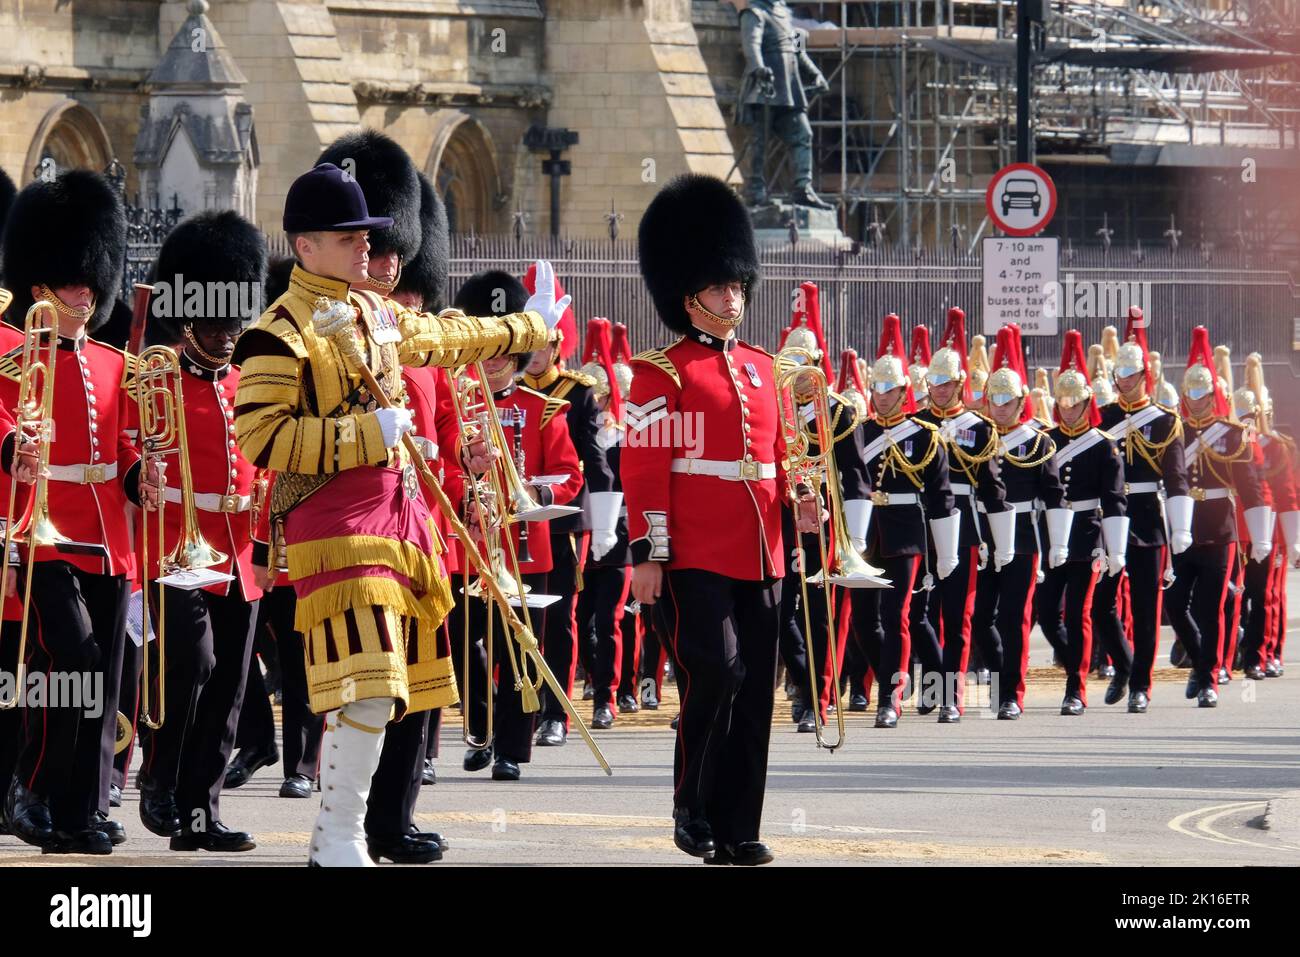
[986,163,1057,236]
[1001,178,1041,217]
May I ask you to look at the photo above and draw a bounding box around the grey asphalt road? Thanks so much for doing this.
[3,576,1298,867]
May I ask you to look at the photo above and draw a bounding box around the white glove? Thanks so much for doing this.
[1045,507,1073,570]
[929,512,961,581]
[587,491,623,562]
[374,407,414,449]
[1101,515,1130,578]
[524,260,573,330]
[1244,505,1275,564]
[843,499,873,556]
[1165,495,1194,555]
[1281,511,1300,566]
[987,507,1016,571]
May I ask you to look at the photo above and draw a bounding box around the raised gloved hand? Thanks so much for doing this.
[523,260,573,331]
[374,407,415,449]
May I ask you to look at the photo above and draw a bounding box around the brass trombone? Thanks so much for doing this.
[309,300,609,773]
[774,346,890,752]
[133,345,229,736]
[1,301,76,711]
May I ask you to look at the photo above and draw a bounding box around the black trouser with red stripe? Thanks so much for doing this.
[17,562,129,832]
[583,564,631,709]
[851,554,931,710]
[654,569,780,846]
[540,533,582,726]
[1166,544,1234,691]
[1236,553,1271,674]
[617,599,640,702]
[1090,567,1133,680]
[1035,560,1098,704]
[1126,546,1166,695]
[451,572,546,764]
[939,549,999,712]
[111,632,144,793]
[993,553,1038,709]
[140,581,258,830]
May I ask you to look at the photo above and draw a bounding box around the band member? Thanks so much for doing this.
[909,323,931,410]
[574,318,629,728]
[1165,327,1270,707]
[1096,307,1192,712]
[519,264,615,747]
[983,325,1069,718]
[0,169,139,854]
[1231,354,1297,681]
[914,308,1007,720]
[449,270,583,781]
[1035,331,1126,716]
[315,133,455,864]
[624,173,812,865]
[847,314,956,729]
[232,163,559,866]
[130,211,267,852]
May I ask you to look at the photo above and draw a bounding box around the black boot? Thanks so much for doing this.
[6,780,52,848]
[672,807,715,859]
[789,183,834,211]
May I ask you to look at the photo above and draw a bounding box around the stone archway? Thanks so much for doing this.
[424,111,503,235]
[24,100,115,182]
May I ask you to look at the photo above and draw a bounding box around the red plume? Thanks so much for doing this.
[1057,329,1100,426]
[837,347,867,396]
[876,312,915,414]
[790,281,834,380]
[522,263,577,360]
[991,323,1033,423]
[581,318,622,422]
[910,325,932,367]
[939,307,973,405]
[1183,325,1228,418]
[1123,304,1154,392]
[611,322,633,363]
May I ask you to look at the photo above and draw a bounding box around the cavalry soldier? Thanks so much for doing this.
[0,169,140,854]
[624,173,815,866]
[983,325,1069,719]
[449,270,583,782]
[519,263,615,748]
[232,163,560,866]
[316,131,455,865]
[132,210,267,853]
[1230,354,1297,681]
[1096,307,1192,712]
[1036,331,1127,716]
[847,314,956,729]
[1165,328,1269,707]
[915,308,1008,721]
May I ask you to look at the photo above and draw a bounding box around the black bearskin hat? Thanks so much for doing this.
[316,130,420,261]
[394,173,449,312]
[0,166,14,317]
[638,173,759,334]
[454,269,531,370]
[2,169,126,332]
[264,254,296,306]
[146,210,268,345]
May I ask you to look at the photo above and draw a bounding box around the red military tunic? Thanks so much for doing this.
[131,359,262,600]
[0,333,139,578]
[621,331,786,580]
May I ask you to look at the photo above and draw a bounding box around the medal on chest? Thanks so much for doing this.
[744,362,762,388]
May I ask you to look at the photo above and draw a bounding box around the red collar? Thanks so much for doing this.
[1118,394,1150,413]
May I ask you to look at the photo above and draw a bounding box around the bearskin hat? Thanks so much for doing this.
[316,129,421,261]
[394,173,450,312]
[2,169,126,332]
[638,174,759,333]
[265,254,296,306]
[0,165,16,302]
[145,210,268,346]
[454,269,531,370]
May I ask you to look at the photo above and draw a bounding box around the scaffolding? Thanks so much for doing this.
[791,0,1300,251]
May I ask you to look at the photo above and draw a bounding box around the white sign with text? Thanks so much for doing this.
[982,237,1059,336]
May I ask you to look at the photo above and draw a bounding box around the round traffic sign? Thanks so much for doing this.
[986,163,1057,237]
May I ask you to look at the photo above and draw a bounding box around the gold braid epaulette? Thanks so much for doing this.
[631,345,681,389]
[539,395,571,430]
[1001,431,1056,470]
[879,421,941,491]
[944,414,999,485]
[1123,409,1182,473]
[1196,421,1254,487]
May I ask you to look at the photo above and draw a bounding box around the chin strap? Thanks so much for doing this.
[38,284,94,321]
[183,327,232,367]
[688,293,745,329]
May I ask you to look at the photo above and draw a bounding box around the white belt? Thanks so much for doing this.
[1191,487,1233,502]
[670,458,775,481]
[869,491,919,506]
[1068,498,1101,512]
[46,462,118,485]
[1126,481,1161,495]
[163,487,251,514]
[978,499,1039,514]
[950,483,973,495]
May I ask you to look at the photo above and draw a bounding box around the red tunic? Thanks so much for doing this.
[621,333,786,580]
[0,332,139,578]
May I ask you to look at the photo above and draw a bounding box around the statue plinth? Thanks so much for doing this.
[749,201,850,249]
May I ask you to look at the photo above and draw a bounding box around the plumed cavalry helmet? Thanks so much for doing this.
[580,317,614,401]
[926,307,971,407]
[872,313,915,413]
[610,322,634,400]
[909,324,932,398]
[1054,329,1100,426]
[2,168,126,332]
[146,209,268,346]
[837,348,868,420]
[638,173,760,334]
[988,323,1032,423]
[968,333,990,401]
